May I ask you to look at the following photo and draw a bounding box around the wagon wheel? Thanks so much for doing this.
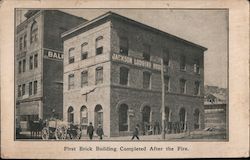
[55,126,67,140]
[41,127,49,140]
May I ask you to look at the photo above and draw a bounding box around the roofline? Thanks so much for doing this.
[62,11,207,51]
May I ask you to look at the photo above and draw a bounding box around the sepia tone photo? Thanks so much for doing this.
[15,8,228,141]
[1,0,249,159]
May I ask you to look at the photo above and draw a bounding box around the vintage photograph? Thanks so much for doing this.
[15,8,228,141]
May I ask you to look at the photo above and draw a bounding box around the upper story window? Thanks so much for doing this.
[81,71,88,87]
[68,74,74,90]
[194,81,200,95]
[164,75,170,92]
[22,59,26,72]
[143,44,151,61]
[163,49,169,66]
[143,71,151,89]
[34,54,38,68]
[19,37,23,50]
[68,48,75,64]
[96,36,104,55]
[30,21,38,44]
[24,34,27,48]
[120,67,129,85]
[34,81,37,95]
[18,61,22,73]
[119,37,128,56]
[95,66,103,85]
[194,59,200,74]
[18,85,22,97]
[22,84,25,96]
[180,55,186,71]
[180,79,186,94]
[29,55,33,70]
[81,42,88,60]
[29,82,33,96]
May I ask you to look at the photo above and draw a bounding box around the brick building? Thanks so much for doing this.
[62,12,207,137]
[15,10,85,131]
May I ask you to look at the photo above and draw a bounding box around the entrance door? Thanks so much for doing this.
[179,108,186,131]
[94,105,103,128]
[142,106,151,134]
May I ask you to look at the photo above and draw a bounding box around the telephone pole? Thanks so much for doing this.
[161,58,165,139]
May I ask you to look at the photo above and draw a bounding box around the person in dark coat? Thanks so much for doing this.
[96,124,104,140]
[131,124,140,140]
[87,122,94,140]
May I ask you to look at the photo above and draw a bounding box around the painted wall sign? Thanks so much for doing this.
[44,49,64,60]
[112,53,167,72]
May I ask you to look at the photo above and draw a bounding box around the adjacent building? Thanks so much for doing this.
[62,12,207,137]
[15,10,86,131]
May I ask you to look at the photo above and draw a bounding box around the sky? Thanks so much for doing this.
[17,9,228,88]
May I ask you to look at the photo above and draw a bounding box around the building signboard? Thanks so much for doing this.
[44,49,64,60]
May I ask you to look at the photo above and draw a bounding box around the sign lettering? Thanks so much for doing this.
[44,49,64,60]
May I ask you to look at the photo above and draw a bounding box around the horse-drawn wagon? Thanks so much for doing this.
[41,119,82,140]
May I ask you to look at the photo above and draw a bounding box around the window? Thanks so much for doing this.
[163,49,169,66]
[119,104,129,131]
[68,74,74,90]
[30,21,38,43]
[96,36,103,55]
[143,71,151,89]
[81,43,88,60]
[34,81,37,94]
[81,71,88,87]
[119,37,128,56]
[22,59,26,72]
[68,48,75,64]
[120,67,129,85]
[29,82,32,96]
[18,61,22,73]
[180,55,186,70]
[80,106,88,124]
[34,54,38,68]
[22,84,25,96]
[180,79,186,94]
[19,37,23,50]
[143,44,150,61]
[24,34,27,48]
[164,75,170,92]
[194,81,200,95]
[95,67,103,85]
[67,107,74,123]
[29,55,33,70]
[194,59,200,74]
[18,85,22,97]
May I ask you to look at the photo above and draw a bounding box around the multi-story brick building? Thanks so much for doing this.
[15,10,85,131]
[62,11,207,137]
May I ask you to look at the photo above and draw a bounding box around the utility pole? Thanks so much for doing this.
[161,58,165,139]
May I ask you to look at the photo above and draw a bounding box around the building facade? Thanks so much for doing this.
[15,10,85,131]
[62,12,207,137]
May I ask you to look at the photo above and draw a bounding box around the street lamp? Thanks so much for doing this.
[161,58,165,139]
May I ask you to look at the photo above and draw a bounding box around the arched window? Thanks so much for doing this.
[143,71,151,89]
[68,48,75,64]
[81,42,88,60]
[120,67,129,85]
[119,104,129,131]
[30,21,38,43]
[80,106,88,124]
[94,104,103,128]
[95,67,103,84]
[67,106,74,123]
[193,109,200,129]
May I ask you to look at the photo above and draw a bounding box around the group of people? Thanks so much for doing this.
[86,122,104,140]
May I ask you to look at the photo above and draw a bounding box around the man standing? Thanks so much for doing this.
[87,122,94,140]
[131,124,140,140]
[96,124,104,140]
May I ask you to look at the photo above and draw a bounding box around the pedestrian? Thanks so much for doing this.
[87,122,94,140]
[96,124,104,140]
[131,124,140,140]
